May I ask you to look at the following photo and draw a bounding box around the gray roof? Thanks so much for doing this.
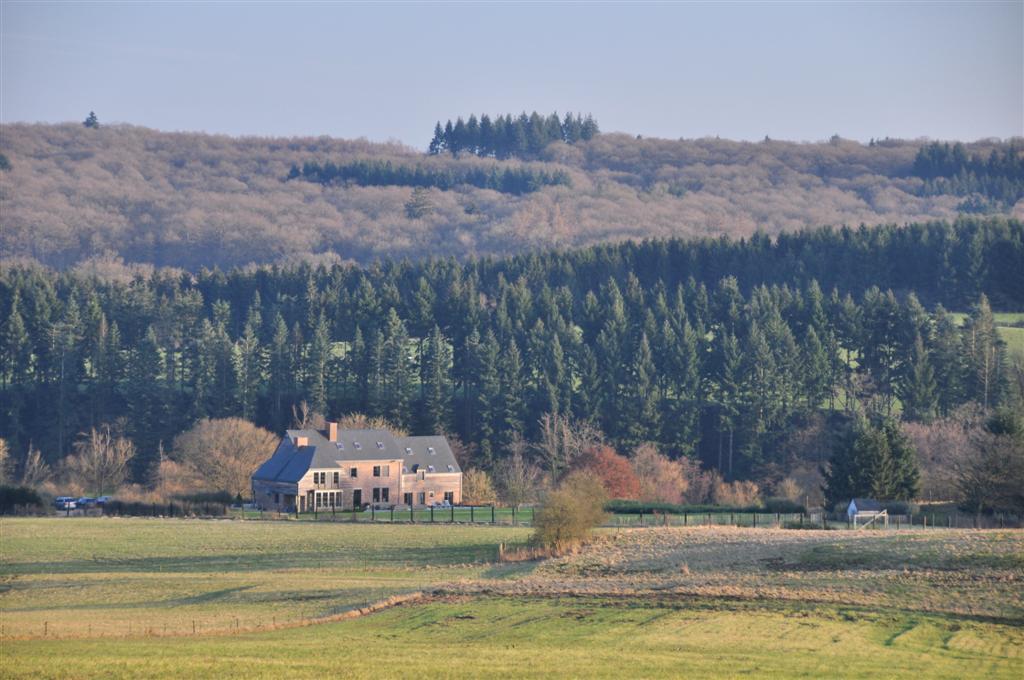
[850,498,883,511]
[252,428,460,483]
[396,435,461,475]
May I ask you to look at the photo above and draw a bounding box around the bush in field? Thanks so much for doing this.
[711,474,761,507]
[0,485,45,514]
[462,469,497,505]
[572,445,639,499]
[533,470,608,550]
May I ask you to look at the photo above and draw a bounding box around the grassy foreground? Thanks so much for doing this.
[2,597,1020,679]
[1,518,1022,679]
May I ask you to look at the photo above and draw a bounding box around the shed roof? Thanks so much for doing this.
[850,498,884,511]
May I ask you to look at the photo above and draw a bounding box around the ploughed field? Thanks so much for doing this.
[1,519,1021,679]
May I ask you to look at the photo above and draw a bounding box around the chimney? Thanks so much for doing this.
[294,436,308,447]
[328,422,338,442]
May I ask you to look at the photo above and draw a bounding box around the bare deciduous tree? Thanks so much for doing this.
[20,443,51,487]
[0,438,12,485]
[631,443,686,504]
[494,439,543,507]
[66,426,135,495]
[171,418,278,498]
[533,413,603,481]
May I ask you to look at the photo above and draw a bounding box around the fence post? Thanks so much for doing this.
[730,512,734,526]
[410,503,415,523]
[491,505,495,524]
[753,513,757,528]
[707,512,712,526]
[430,506,434,523]
[511,506,516,526]
[391,506,394,523]
[372,504,376,521]
[470,506,474,523]
[451,504,454,523]
[684,511,688,526]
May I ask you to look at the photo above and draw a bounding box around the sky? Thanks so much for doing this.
[1,1,1021,148]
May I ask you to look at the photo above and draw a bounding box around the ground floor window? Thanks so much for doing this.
[444,491,454,504]
[418,492,426,505]
[404,492,413,506]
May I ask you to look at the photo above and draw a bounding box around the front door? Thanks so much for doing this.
[352,489,362,509]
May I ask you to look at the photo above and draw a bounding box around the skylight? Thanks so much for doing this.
[428,447,435,455]
[447,465,454,472]
[376,441,384,449]
[405,447,413,455]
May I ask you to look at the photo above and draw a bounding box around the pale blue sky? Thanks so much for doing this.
[2,1,1021,147]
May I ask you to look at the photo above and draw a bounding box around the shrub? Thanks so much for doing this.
[572,445,639,499]
[0,485,45,514]
[533,470,608,550]
[462,469,498,505]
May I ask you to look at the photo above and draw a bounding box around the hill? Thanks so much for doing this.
[1,122,1021,270]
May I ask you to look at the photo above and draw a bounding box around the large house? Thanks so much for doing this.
[252,423,462,512]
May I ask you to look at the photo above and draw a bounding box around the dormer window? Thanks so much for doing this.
[428,447,436,455]
[405,447,413,455]
[402,466,409,473]
[447,465,454,472]
[335,442,344,450]
[376,441,385,449]
[353,441,362,450]
[427,465,435,473]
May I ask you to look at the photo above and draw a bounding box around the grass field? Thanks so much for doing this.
[949,311,1024,357]
[1,519,1021,679]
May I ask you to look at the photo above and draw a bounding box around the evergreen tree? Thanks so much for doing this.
[381,308,413,428]
[419,325,452,433]
[900,334,939,422]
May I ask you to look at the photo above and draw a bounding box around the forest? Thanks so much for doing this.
[1,122,1021,270]
[288,159,571,195]
[1,217,1022,509]
[427,111,600,159]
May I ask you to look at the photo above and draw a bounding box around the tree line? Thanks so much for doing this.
[287,159,571,196]
[0,217,1021,495]
[428,111,599,159]
[913,140,1024,207]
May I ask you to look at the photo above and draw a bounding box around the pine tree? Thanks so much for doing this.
[267,313,291,431]
[123,326,166,482]
[419,325,452,433]
[305,313,331,416]
[617,333,660,451]
[428,122,445,155]
[497,338,526,448]
[900,334,938,422]
[381,308,413,428]
[1,290,30,387]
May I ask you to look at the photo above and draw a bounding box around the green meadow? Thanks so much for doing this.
[1,518,1021,679]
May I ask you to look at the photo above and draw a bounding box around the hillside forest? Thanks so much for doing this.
[1,119,1022,270]
[1,217,1022,511]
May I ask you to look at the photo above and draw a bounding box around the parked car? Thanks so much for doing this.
[95,496,113,506]
[53,497,77,511]
[77,497,97,508]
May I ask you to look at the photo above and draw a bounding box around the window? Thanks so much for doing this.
[382,465,390,477]
[381,488,389,502]
[444,491,454,504]
[428,447,435,455]
[447,465,454,472]
[372,488,381,503]
[335,442,344,450]
[376,441,384,449]
[405,447,413,455]
[402,466,408,473]
[373,465,381,477]
[333,471,339,485]
[404,492,413,506]
[418,492,426,505]
[274,493,280,504]
[350,467,357,478]
[411,464,419,473]
[353,441,362,450]
[427,465,436,473]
